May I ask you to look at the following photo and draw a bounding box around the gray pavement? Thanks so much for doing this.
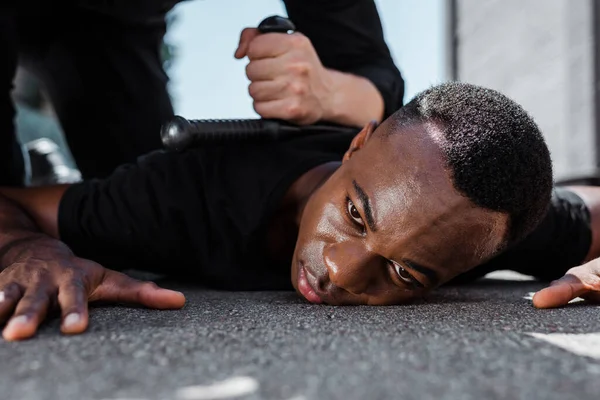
[1,272,600,400]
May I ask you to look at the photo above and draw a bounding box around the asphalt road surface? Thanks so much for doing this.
[1,270,600,400]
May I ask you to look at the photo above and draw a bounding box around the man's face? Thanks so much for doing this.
[291,121,508,305]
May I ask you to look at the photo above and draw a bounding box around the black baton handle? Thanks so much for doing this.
[161,116,360,150]
[160,15,358,151]
[257,15,296,33]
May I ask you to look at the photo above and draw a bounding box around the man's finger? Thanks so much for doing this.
[0,283,23,323]
[234,28,260,59]
[246,33,304,60]
[2,287,52,341]
[254,98,312,125]
[57,280,89,335]
[91,271,185,310]
[248,80,286,102]
[532,275,588,309]
[245,57,285,82]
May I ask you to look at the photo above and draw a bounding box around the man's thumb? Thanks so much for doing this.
[532,275,586,309]
[235,28,260,59]
[92,271,186,309]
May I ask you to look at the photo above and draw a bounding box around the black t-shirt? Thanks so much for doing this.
[59,132,594,290]
[59,132,354,290]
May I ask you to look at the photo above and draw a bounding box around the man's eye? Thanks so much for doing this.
[346,198,363,225]
[391,261,415,285]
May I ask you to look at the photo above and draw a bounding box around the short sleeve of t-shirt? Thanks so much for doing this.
[58,132,355,289]
[452,187,593,283]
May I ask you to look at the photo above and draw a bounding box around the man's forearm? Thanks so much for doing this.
[0,194,47,268]
[323,69,385,127]
[0,185,67,239]
[0,185,69,269]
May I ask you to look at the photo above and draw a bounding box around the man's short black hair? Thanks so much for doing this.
[388,82,553,248]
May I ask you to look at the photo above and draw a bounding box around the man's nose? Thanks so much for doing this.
[322,242,381,295]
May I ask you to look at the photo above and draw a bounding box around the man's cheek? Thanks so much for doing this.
[312,202,345,241]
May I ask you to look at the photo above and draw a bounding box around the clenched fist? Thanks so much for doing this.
[235,28,335,125]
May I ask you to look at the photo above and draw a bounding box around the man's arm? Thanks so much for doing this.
[527,185,600,308]
[479,185,600,308]
[0,185,68,239]
[0,190,185,341]
[284,0,405,121]
[235,0,404,127]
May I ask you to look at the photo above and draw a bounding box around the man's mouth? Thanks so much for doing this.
[297,264,323,304]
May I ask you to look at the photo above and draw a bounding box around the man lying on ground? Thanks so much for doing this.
[0,82,598,342]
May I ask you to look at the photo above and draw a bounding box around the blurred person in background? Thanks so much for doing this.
[12,67,81,186]
[1,0,403,186]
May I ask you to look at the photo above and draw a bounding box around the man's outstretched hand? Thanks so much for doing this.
[533,258,600,308]
[0,238,185,341]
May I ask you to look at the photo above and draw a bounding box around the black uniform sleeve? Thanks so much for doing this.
[58,149,212,275]
[0,9,25,186]
[283,0,405,118]
[452,187,593,283]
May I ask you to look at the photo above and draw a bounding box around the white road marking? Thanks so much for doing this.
[523,292,534,300]
[176,376,259,400]
[485,270,535,281]
[528,332,600,360]
[523,292,585,304]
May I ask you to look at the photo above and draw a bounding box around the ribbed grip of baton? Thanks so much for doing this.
[160,116,285,151]
[189,119,280,141]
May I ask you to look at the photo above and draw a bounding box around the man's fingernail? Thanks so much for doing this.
[0,291,5,302]
[6,315,28,330]
[63,313,80,328]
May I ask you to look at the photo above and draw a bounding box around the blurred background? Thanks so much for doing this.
[11,0,600,184]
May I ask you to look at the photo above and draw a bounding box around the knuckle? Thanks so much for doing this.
[587,274,600,288]
[245,63,254,79]
[286,101,306,119]
[63,278,86,293]
[248,82,259,97]
[246,41,260,59]
[1,260,32,279]
[253,102,267,117]
[60,266,78,281]
[28,268,51,287]
[0,282,21,298]
[289,62,310,77]
[288,81,307,96]
[142,281,159,291]
[289,33,309,48]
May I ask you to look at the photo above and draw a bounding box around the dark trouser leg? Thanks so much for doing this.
[0,9,26,186]
[18,8,174,179]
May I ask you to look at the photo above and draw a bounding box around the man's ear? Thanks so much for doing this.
[343,120,378,162]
